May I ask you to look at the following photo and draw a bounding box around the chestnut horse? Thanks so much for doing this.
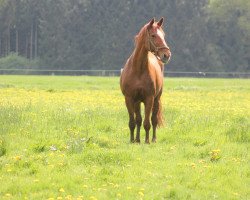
[120,18,171,143]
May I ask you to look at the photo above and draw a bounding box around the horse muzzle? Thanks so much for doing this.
[160,52,171,64]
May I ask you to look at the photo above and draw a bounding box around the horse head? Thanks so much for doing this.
[146,18,171,64]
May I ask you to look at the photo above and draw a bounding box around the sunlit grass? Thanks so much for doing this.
[0,76,249,199]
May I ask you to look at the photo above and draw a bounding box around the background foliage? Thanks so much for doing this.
[0,0,249,72]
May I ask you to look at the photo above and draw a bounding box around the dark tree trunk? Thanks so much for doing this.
[25,35,28,58]
[7,26,10,55]
[0,34,1,56]
[30,23,33,59]
[16,30,18,55]
[35,23,38,58]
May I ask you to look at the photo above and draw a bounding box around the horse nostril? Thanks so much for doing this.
[163,54,169,60]
[161,53,170,64]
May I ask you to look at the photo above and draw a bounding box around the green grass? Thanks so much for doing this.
[0,75,249,200]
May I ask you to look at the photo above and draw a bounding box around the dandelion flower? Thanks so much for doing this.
[138,191,144,196]
[14,156,21,161]
[65,195,72,200]
[59,188,65,193]
[77,196,84,200]
[191,163,196,168]
[117,193,122,197]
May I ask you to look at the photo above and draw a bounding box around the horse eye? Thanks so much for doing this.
[151,34,156,38]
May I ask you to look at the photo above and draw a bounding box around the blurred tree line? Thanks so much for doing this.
[0,0,249,72]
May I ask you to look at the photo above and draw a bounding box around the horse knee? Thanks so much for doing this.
[136,116,142,126]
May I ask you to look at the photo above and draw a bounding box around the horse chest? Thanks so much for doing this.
[128,77,158,100]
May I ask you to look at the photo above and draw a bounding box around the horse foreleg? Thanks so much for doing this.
[135,102,142,143]
[125,96,135,143]
[144,97,154,144]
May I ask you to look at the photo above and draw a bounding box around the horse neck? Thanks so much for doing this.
[132,32,149,73]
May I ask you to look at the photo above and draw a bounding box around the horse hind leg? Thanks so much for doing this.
[151,96,163,143]
[125,96,135,142]
[144,97,154,144]
[151,99,159,143]
[135,101,142,143]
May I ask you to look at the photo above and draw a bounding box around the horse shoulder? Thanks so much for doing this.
[120,57,136,95]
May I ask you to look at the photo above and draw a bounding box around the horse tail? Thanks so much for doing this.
[157,99,164,127]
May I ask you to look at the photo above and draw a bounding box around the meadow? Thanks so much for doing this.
[0,75,249,200]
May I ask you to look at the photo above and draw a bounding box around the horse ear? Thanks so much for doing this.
[157,17,164,27]
[148,18,155,28]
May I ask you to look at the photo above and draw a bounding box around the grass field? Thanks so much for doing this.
[0,76,249,200]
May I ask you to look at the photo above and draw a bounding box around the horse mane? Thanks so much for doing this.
[134,24,148,50]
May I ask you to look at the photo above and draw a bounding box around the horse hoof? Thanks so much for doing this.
[152,138,157,143]
[135,139,140,144]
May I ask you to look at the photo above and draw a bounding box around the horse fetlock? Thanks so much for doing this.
[135,138,141,143]
[152,137,157,143]
[145,138,150,144]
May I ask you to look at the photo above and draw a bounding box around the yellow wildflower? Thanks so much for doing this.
[13,156,21,161]
[117,193,122,197]
[138,191,144,196]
